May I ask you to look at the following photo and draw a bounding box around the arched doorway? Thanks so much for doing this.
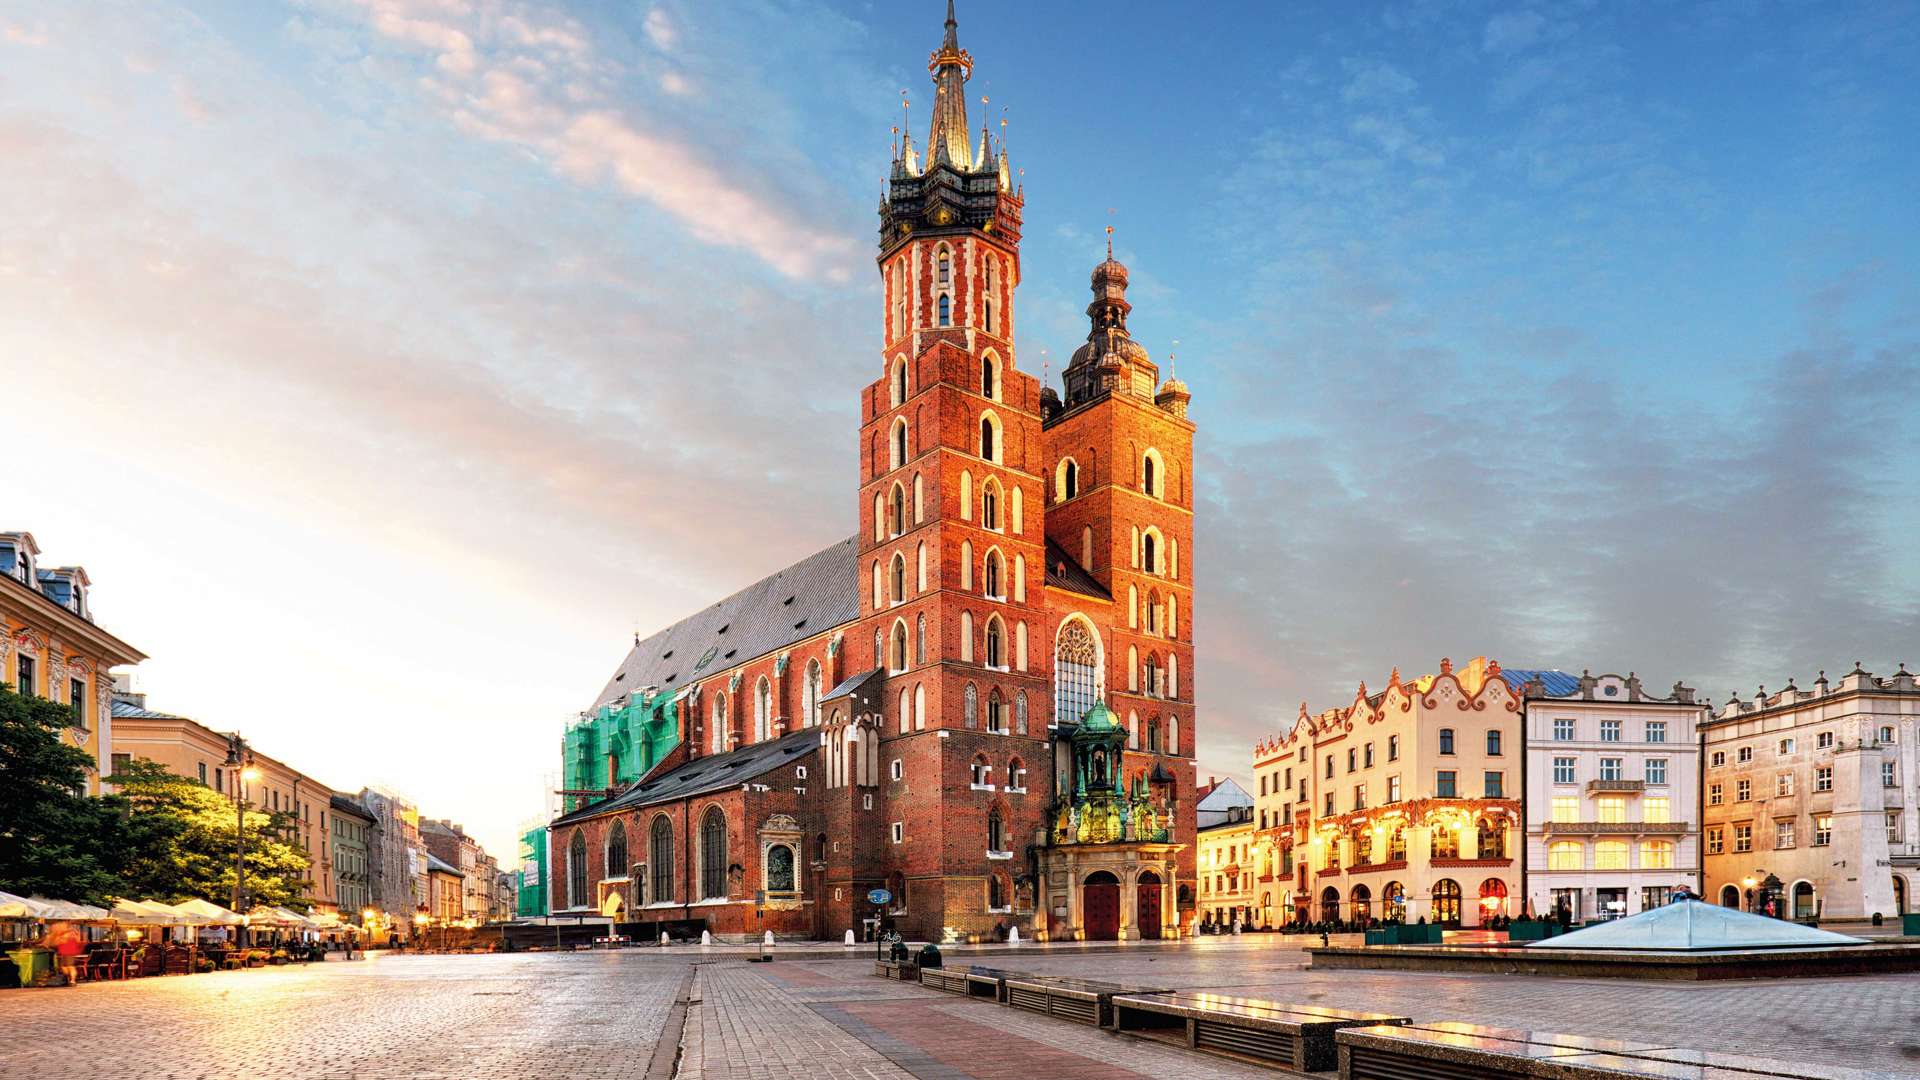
[1432,879,1462,926]
[1896,876,1908,916]
[1350,884,1373,924]
[1478,878,1509,923]
[1793,881,1816,919]
[1137,870,1163,939]
[1382,881,1406,922]
[1720,884,1740,909]
[600,891,624,919]
[1083,871,1121,941]
[1320,886,1341,924]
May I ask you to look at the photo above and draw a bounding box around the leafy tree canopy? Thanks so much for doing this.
[0,684,129,902]
[109,758,313,910]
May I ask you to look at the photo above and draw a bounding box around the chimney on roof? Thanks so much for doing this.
[1208,776,1217,787]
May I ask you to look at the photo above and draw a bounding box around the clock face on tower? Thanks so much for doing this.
[929,205,955,226]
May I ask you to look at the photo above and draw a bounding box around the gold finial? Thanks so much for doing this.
[1105,224,1114,259]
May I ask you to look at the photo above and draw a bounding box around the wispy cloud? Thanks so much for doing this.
[325,0,857,279]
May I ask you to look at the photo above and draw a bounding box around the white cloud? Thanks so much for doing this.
[643,8,676,51]
[1483,10,1548,54]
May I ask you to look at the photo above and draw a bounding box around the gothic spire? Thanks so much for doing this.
[927,1,974,170]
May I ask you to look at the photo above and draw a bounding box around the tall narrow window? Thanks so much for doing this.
[1060,459,1079,501]
[984,550,1003,598]
[938,293,951,327]
[979,415,996,461]
[916,543,927,591]
[1142,532,1158,574]
[1143,454,1156,495]
[754,677,771,742]
[937,249,950,286]
[890,554,906,602]
[913,474,924,523]
[892,355,908,404]
[1054,619,1099,725]
[804,661,821,727]
[893,263,906,338]
[568,831,587,909]
[915,613,927,665]
[891,419,908,469]
[891,621,908,671]
[710,692,727,754]
[981,355,996,399]
[651,817,675,903]
[985,617,1004,668]
[606,821,629,879]
[889,484,905,535]
[981,480,999,529]
[698,808,725,900]
[983,257,996,332]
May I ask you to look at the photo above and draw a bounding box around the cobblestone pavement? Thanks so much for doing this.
[4,942,1919,1079]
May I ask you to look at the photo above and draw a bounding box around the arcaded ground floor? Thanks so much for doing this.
[3,938,1918,1078]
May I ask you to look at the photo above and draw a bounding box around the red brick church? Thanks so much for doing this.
[546,3,1198,943]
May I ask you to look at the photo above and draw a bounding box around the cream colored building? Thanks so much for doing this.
[109,689,345,914]
[1521,671,1705,922]
[1701,663,1919,921]
[1,531,145,793]
[1251,657,1524,927]
[1197,809,1255,927]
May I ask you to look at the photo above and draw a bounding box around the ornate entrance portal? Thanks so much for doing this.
[1084,871,1121,940]
[1137,870,1163,939]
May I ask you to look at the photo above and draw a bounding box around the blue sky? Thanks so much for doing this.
[2,0,1915,858]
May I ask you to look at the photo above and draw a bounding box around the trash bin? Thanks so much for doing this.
[8,948,52,986]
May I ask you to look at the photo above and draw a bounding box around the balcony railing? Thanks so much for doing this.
[1586,779,1646,793]
[1545,820,1691,836]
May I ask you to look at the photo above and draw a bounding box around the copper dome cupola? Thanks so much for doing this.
[1060,233,1159,408]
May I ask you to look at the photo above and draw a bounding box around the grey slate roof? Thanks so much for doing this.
[1043,538,1110,599]
[590,535,859,712]
[552,727,818,826]
[1497,667,1581,698]
[328,794,376,823]
[110,696,185,721]
[425,853,464,877]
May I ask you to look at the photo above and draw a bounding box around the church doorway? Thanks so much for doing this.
[1083,871,1121,941]
[1137,871,1162,939]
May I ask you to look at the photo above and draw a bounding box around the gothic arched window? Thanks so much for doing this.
[804,660,821,727]
[915,613,927,665]
[987,810,1005,853]
[891,355,908,405]
[980,416,996,461]
[987,688,1005,733]
[567,829,587,909]
[981,354,996,399]
[890,553,906,603]
[1142,531,1158,574]
[1143,453,1156,496]
[699,807,726,900]
[985,616,1004,668]
[606,821,629,879]
[981,480,999,529]
[754,677,771,742]
[710,692,727,755]
[1016,690,1028,735]
[984,550,1003,598]
[1054,619,1100,724]
[937,249,951,286]
[938,293,952,327]
[964,682,978,728]
[890,620,909,672]
[890,483,905,535]
[983,257,997,333]
[650,816,674,903]
[891,419,908,469]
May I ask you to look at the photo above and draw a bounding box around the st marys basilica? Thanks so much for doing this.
[545,4,1199,943]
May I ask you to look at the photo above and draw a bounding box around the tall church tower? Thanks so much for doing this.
[825,2,1050,939]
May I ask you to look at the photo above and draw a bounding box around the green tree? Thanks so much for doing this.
[109,758,313,910]
[0,683,130,902]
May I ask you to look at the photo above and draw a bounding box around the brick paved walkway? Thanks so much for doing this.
[2,942,1917,1078]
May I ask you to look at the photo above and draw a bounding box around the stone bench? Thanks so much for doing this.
[1002,975,1170,1028]
[918,964,1017,999]
[1112,991,1409,1073]
[1335,1021,1885,1079]
[872,959,918,982]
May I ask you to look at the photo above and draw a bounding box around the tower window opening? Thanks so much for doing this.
[938,293,952,327]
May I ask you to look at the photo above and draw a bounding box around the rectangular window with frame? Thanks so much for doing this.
[1553,757,1576,784]
[1600,758,1623,781]
[1551,796,1578,823]
[1711,751,1725,767]
[1324,793,1334,816]
[1813,815,1832,846]
[890,822,904,844]
[1483,771,1504,798]
[1775,820,1795,849]
[1778,737,1795,755]
[1643,796,1670,823]
[1347,748,1357,773]
[1815,767,1832,792]
[1709,783,1723,805]
[1645,758,1667,784]
[1387,775,1401,803]
[1435,771,1457,798]
[1353,784,1366,811]
[1776,773,1794,797]
[1884,761,1898,788]
[1553,718,1575,741]
[1597,796,1626,824]
[1706,828,1724,855]
[15,655,34,697]
[1817,731,1834,749]
[1600,719,1621,742]
[1388,735,1400,760]
[1486,730,1503,756]
[1889,811,1903,844]
[69,678,86,726]
[1645,720,1666,743]
[1364,742,1375,768]
[1737,746,1753,764]
[1736,779,1750,802]
[1733,823,1752,853]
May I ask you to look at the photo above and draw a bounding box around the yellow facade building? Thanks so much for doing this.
[1197,813,1256,928]
[1251,657,1526,927]
[110,689,346,915]
[2,531,145,794]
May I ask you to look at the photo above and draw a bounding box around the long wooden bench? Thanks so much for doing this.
[918,964,1016,1000]
[1335,1021,1886,1079]
[1111,991,1409,1073]
[1002,975,1170,1028]
[871,959,919,982]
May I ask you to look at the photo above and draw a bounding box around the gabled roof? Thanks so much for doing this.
[328,794,375,823]
[1531,900,1865,951]
[1196,777,1253,812]
[590,535,859,711]
[553,728,817,826]
[1043,538,1110,599]
[425,853,464,877]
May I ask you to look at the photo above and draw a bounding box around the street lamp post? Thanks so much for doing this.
[225,735,261,919]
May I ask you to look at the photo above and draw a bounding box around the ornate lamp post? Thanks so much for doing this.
[224,735,261,917]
